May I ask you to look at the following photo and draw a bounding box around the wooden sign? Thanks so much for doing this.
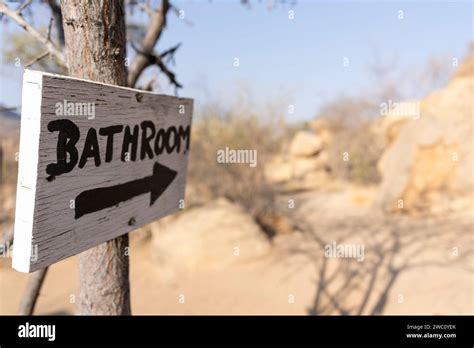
[12,70,193,273]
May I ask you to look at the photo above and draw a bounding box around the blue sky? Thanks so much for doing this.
[1,0,472,121]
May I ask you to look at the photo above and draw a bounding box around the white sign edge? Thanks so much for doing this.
[12,70,43,273]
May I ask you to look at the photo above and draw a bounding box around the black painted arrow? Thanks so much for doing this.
[75,162,178,219]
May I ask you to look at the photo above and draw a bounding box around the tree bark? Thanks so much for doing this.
[60,0,131,315]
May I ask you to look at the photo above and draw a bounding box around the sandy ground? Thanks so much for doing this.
[0,240,316,315]
[0,189,473,315]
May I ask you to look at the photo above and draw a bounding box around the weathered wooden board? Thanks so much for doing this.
[12,70,193,273]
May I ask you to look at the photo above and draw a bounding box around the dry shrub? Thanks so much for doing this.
[317,97,384,185]
[187,101,288,237]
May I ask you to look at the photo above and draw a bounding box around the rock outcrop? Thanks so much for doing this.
[266,125,332,185]
[377,55,473,214]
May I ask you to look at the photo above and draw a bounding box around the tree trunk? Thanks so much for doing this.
[60,0,131,315]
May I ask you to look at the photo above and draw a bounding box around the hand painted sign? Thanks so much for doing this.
[13,70,193,272]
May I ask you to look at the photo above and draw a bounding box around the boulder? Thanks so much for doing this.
[310,118,335,147]
[151,198,271,273]
[378,114,411,145]
[291,152,329,178]
[265,156,293,183]
[377,55,474,214]
[266,151,329,184]
[289,131,323,157]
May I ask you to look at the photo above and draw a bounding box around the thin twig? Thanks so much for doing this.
[154,55,182,90]
[22,17,55,68]
[127,0,171,88]
[131,42,182,90]
[16,0,32,14]
[160,42,181,64]
[46,0,64,46]
[46,16,53,41]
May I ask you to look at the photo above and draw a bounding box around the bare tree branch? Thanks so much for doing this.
[131,42,182,90]
[46,16,53,41]
[169,2,193,26]
[0,0,66,67]
[46,0,64,46]
[127,0,171,88]
[16,0,32,14]
[154,54,182,91]
[18,268,48,315]
[160,42,181,62]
